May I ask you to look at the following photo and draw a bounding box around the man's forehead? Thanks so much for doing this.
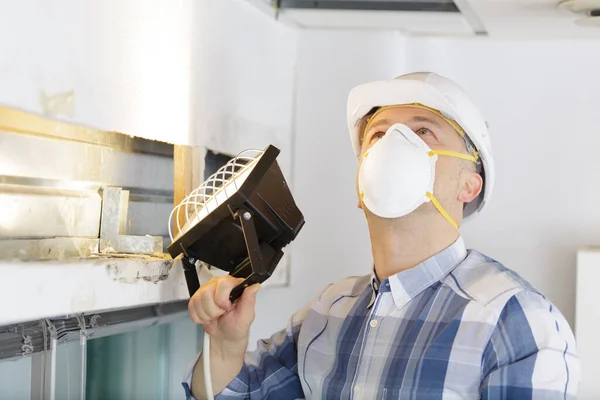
[367,106,447,127]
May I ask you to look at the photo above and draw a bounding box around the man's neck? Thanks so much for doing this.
[367,211,460,281]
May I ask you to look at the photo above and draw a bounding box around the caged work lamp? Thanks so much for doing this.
[168,145,305,302]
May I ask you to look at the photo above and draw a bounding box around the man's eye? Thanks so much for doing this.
[370,132,385,141]
[416,128,433,136]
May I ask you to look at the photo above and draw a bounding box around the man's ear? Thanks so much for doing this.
[458,171,483,204]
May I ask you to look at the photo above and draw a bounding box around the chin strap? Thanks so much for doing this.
[426,192,458,230]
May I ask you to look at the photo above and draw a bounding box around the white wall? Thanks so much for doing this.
[406,37,600,327]
[576,250,600,399]
[191,0,297,165]
[0,0,192,144]
[0,0,298,149]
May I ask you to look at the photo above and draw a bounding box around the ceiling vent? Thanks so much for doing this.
[279,0,460,13]
[253,0,484,35]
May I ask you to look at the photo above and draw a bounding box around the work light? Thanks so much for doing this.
[168,144,305,301]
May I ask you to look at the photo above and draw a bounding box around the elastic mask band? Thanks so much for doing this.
[428,150,477,163]
[426,192,458,230]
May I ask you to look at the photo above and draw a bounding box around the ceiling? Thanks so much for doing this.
[246,0,600,38]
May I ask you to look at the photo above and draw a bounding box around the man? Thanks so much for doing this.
[184,72,580,399]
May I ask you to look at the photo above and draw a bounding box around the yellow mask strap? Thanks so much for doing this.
[426,192,458,230]
[361,189,457,229]
[428,150,477,163]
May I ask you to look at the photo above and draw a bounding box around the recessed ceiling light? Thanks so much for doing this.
[559,0,600,13]
[559,0,600,28]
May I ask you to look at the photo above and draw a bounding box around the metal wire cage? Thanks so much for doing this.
[168,149,264,243]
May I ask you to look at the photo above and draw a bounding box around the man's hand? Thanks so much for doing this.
[189,276,261,399]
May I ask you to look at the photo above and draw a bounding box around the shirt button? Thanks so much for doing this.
[369,319,378,328]
[354,384,361,393]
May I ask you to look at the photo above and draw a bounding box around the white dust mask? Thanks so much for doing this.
[357,123,477,229]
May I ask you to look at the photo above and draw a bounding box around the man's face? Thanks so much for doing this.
[356,106,482,222]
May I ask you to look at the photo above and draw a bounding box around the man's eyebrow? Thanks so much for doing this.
[366,115,444,133]
[365,118,391,133]
[411,115,443,129]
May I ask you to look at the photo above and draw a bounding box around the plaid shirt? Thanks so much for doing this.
[184,237,580,399]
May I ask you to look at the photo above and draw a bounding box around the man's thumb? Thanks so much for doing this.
[237,283,261,311]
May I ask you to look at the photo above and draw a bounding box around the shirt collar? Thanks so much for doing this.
[370,236,467,310]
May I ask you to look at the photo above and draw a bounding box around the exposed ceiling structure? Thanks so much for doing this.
[247,0,600,38]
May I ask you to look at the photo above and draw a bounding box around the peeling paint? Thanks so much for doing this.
[105,257,172,284]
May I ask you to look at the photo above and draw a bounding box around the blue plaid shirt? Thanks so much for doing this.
[184,237,580,399]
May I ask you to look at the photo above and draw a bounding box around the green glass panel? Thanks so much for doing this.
[86,317,201,400]
[0,357,31,400]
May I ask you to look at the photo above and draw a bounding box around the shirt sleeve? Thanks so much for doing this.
[183,303,310,400]
[480,290,581,399]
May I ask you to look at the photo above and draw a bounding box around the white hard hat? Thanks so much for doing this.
[347,72,494,219]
